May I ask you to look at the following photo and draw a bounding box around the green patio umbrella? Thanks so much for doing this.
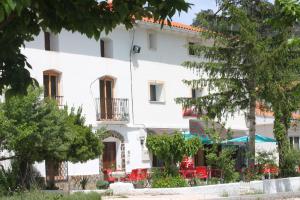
[224,134,276,143]
[182,131,212,144]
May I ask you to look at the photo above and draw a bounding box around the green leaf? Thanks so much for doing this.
[6,0,16,10]
[0,6,4,22]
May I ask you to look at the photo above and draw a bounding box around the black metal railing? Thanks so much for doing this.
[180,98,199,117]
[183,106,198,117]
[44,95,64,106]
[95,98,129,121]
[55,96,64,106]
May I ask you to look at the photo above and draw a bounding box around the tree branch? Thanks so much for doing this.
[0,155,17,161]
[0,12,16,30]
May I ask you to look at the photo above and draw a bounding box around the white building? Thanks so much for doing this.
[24,19,208,178]
[9,18,288,182]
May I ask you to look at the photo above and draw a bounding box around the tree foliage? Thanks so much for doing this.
[0,0,190,95]
[1,87,103,163]
[206,147,239,183]
[255,0,300,174]
[0,86,103,187]
[201,116,238,183]
[177,0,274,165]
[182,0,300,175]
[146,132,202,176]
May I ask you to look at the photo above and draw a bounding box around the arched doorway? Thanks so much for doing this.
[100,130,126,171]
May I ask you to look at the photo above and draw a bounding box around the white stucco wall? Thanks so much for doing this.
[34,161,46,177]
[68,159,100,176]
[100,125,150,173]
[23,23,290,177]
[24,48,131,126]
[22,47,200,129]
[59,30,100,57]
[25,24,204,176]
[0,150,13,170]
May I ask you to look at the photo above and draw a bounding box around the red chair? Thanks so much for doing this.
[139,168,148,180]
[122,168,149,182]
[180,170,194,179]
[270,166,279,174]
[195,166,208,180]
[103,169,116,183]
[122,169,139,182]
[180,156,194,170]
[261,164,278,179]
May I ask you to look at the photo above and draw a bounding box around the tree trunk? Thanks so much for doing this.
[19,159,29,190]
[273,110,290,177]
[46,160,56,189]
[248,90,256,167]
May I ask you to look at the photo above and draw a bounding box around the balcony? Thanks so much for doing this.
[44,96,64,107]
[183,106,198,117]
[180,98,199,117]
[95,98,129,122]
[55,96,64,107]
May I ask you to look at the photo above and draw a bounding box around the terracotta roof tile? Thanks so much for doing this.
[141,17,204,33]
[105,2,202,33]
[256,102,300,120]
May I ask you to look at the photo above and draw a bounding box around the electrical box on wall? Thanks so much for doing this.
[142,149,150,161]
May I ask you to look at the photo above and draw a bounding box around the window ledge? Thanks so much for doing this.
[149,101,166,104]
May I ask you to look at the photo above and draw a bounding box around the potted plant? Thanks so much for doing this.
[79,176,89,190]
[96,180,109,189]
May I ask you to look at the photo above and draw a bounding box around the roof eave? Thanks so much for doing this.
[136,21,201,37]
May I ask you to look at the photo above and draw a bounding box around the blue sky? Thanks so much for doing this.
[173,0,275,25]
[173,0,218,25]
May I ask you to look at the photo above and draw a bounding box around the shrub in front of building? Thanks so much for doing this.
[1,191,101,200]
[151,176,188,188]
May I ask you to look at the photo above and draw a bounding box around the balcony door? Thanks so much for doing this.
[100,77,114,120]
[43,71,60,99]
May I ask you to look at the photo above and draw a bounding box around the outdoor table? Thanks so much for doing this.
[111,170,126,182]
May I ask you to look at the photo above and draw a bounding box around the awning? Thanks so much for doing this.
[182,131,212,144]
[223,134,276,143]
[147,128,184,135]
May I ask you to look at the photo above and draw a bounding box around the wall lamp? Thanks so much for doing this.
[132,45,141,54]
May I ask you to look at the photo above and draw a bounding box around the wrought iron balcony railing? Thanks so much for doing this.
[44,95,64,107]
[95,98,129,122]
[55,96,64,107]
[181,98,199,117]
[183,106,198,117]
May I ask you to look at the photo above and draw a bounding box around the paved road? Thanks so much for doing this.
[103,194,300,200]
[103,194,219,200]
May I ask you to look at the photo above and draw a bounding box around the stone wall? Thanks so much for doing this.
[105,176,300,197]
[56,174,103,192]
